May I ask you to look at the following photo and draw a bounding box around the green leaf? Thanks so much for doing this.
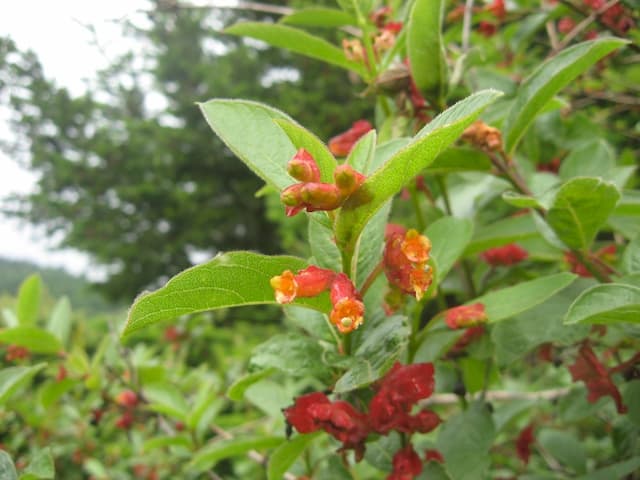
[267,433,321,480]
[564,283,640,325]
[250,333,333,380]
[623,381,640,427]
[538,429,586,474]
[224,22,368,78]
[280,7,357,27]
[334,315,410,392]
[414,329,462,363]
[346,130,377,174]
[0,364,46,405]
[0,451,17,480]
[143,434,192,452]
[308,214,342,272]
[199,99,296,190]
[46,296,72,346]
[576,457,640,480]
[558,140,615,181]
[427,216,473,282]
[407,0,448,108]
[501,191,544,209]
[39,378,76,409]
[275,119,337,183]
[465,214,538,255]
[144,383,189,421]
[475,272,577,323]
[0,327,63,354]
[622,235,640,274]
[22,448,55,479]
[355,201,391,288]
[426,148,492,174]
[364,432,402,471]
[335,90,502,269]
[2,308,19,328]
[504,38,628,153]
[437,402,495,480]
[614,190,640,216]
[227,368,276,401]
[17,274,42,325]
[547,177,620,250]
[123,252,331,337]
[188,436,284,473]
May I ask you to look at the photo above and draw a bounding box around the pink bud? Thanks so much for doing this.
[287,148,321,183]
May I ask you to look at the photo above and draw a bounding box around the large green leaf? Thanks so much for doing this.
[188,436,284,473]
[437,402,495,480]
[0,364,46,406]
[226,368,276,402]
[622,235,640,274]
[267,432,321,480]
[46,296,72,346]
[335,90,502,270]
[576,457,640,480]
[0,326,63,354]
[308,214,341,272]
[123,252,331,338]
[475,272,577,323]
[199,99,296,190]
[21,448,55,479]
[17,273,41,325]
[564,284,640,325]
[225,22,368,78]
[407,0,448,108]
[280,7,357,27]
[427,216,473,282]
[504,38,628,153]
[538,430,586,474]
[426,148,492,174]
[546,177,620,250]
[0,451,17,480]
[334,315,410,392]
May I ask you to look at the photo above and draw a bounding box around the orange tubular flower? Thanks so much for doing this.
[328,120,373,157]
[329,273,364,333]
[270,266,335,304]
[383,226,433,301]
[401,228,432,264]
[444,303,488,329]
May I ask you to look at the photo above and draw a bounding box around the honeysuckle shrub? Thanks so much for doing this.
[2,0,640,478]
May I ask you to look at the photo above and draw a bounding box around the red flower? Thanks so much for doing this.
[329,120,373,157]
[425,449,445,463]
[115,390,138,408]
[516,424,535,464]
[487,0,506,20]
[449,325,486,353]
[537,157,562,173]
[287,148,320,183]
[384,227,433,300]
[478,21,497,37]
[444,303,488,329]
[388,445,423,480]
[480,243,528,266]
[270,266,336,304]
[115,411,135,430]
[283,392,331,433]
[330,273,364,333]
[568,343,627,414]
[5,344,30,361]
[558,17,576,34]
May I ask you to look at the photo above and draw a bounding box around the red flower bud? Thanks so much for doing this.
[270,266,335,304]
[280,183,304,207]
[480,243,528,266]
[300,182,343,211]
[444,303,487,329]
[328,120,373,157]
[558,17,576,34]
[115,390,138,408]
[487,0,506,20]
[516,424,535,465]
[116,411,134,430]
[478,21,497,37]
[5,344,30,361]
[425,449,445,463]
[287,148,321,183]
[388,445,423,480]
[334,164,366,197]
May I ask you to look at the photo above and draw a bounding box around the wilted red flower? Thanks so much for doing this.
[568,343,627,414]
[287,148,321,183]
[425,449,445,463]
[329,120,373,157]
[115,389,138,408]
[388,445,423,480]
[461,120,502,151]
[516,424,535,464]
[478,21,497,37]
[481,243,528,266]
[283,392,331,433]
[444,303,488,329]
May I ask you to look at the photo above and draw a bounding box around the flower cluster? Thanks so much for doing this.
[270,265,364,333]
[568,342,627,414]
[283,362,440,476]
[281,148,366,216]
[444,303,488,329]
[383,225,433,306]
[481,243,528,266]
[584,0,635,33]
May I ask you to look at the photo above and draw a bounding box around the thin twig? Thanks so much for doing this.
[462,0,475,53]
[545,21,560,52]
[423,387,571,405]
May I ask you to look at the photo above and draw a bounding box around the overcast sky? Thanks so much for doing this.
[0,1,148,277]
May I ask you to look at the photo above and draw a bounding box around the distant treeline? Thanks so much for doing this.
[0,257,118,312]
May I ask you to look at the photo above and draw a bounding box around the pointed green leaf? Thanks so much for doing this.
[335,90,502,269]
[407,0,448,108]
[426,148,492,174]
[227,368,276,401]
[0,363,46,406]
[426,216,474,282]
[474,272,577,323]
[123,252,331,338]
[225,22,368,78]
[267,433,321,480]
[546,177,620,250]
[199,99,296,190]
[538,430,586,474]
[46,296,72,346]
[346,130,377,174]
[504,38,628,153]
[0,326,63,354]
[0,451,17,480]
[622,236,640,274]
[22,448,55,479]
[188,436,284,473]
[17,274,42,325]
[564,283,640,325]
[280,8,357,27]
[275,119,337,183]
[308,214,342,272]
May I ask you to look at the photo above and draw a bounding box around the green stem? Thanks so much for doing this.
[360,261,384,297]
[410,188,426,232]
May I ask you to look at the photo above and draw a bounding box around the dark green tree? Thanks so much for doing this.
[0,1,372,300]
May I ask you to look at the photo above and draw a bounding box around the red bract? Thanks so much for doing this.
[516,424,535,465]
[488,0,506,19]
[568,343,627,414]
[450,325,486,353]
[444,303,488,329]
[283,392,331,433]
[308,401,370,461]
[116,411,134,430]
[480,243,528,266]
[328,120,373,157]
[388,445,423,480]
